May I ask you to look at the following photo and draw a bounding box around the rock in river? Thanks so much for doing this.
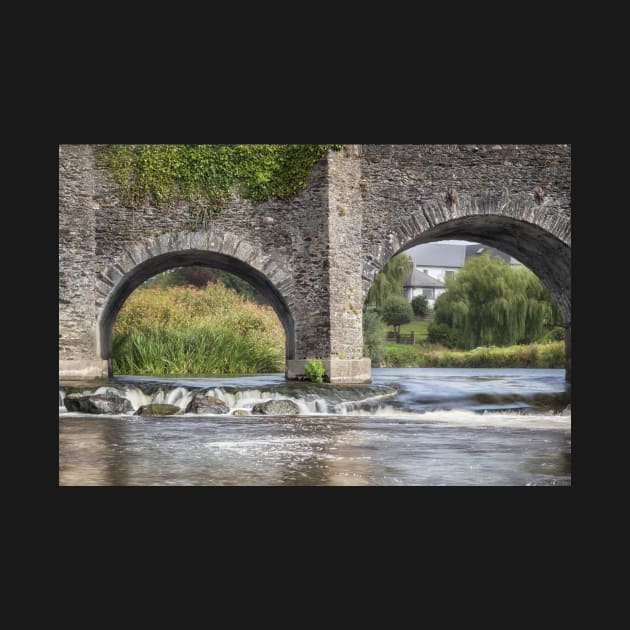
[64,393,132,414]
[135,403,181,416]
[185,394,229,415]
[251,399,300,415]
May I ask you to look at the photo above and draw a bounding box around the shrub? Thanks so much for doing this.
[363,310,387,364]
[304,359,325,383]
[540,326,565,343]
[384,344,420,367]
[411,295,429,317]
[427,322,462,348]
[538,341,565,367]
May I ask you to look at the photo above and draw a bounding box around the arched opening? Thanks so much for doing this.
[363,215,570,378]
[399,216,570,322]
[98,250,295,376]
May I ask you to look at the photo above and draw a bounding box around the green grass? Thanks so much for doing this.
[112,283,285,375]
[382,317,565,368]
[113,325,283,375]
[382,341,565,368]
[395,318,431,339]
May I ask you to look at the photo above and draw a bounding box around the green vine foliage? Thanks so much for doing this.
[95,144,344,216]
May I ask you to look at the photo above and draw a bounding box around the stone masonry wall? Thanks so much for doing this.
[59,144,571,382]
[62,145,338,362]
[59,145,98,360]
[360,144,570,255]
[327,145,364,360]
[357,144,571,320]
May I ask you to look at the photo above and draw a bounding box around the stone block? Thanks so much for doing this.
[59,359,109,380]
[286,358,371,384]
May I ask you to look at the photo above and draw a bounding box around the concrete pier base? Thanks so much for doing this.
[59,359,109,381]
[286,358,372,384]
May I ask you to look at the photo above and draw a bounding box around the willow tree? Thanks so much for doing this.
[365,253,414,311]
[434,255,561,349]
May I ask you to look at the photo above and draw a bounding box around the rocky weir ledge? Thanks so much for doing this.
[59,381,400,417]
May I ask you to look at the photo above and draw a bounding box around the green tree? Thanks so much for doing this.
[411,295,429,317]
[381,296,413,335]
[433,255,561,349]
[178,266,216,288]
[362,310,387,364]
[427,322,463,348]
[365,253,413,311]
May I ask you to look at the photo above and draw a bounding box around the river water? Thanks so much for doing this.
[59,368,571,486]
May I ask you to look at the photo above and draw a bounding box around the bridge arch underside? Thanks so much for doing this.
[98,249,295,374]
[399,216,570,321]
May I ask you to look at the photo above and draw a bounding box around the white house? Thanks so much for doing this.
[402,242,520,307]
[408,243,466,283]
[403,268,446,309]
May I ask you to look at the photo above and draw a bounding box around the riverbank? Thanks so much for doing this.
[382,341,564,368]
[112,285,564,375]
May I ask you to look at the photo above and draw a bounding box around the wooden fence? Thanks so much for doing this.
[386,332,415,344]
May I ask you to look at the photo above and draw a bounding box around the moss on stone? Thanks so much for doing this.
[96,144,344,216]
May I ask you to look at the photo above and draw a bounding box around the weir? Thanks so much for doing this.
[59,382,401,416]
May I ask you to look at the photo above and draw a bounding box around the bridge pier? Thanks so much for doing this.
[286,358,372,384]
[285,145,371,384]
[59,359,109,380]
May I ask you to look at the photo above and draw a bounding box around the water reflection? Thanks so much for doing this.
[59,414,571,486]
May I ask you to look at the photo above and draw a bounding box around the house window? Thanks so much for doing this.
[422,288,434,298]
[445,270,454,278]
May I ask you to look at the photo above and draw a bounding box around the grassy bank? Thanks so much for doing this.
[114,285,564,374]
[383,341,565,368]
[113,284,285,375]
[397,319,431,339]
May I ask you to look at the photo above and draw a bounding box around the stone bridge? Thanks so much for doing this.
[59,144,571,383]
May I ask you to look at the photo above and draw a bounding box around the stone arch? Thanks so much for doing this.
[363,191,570,320]
[363,192,571,379]
[95,229,295,374]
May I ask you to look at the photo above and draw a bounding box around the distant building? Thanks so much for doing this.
[408,243,466,283]
[464,243,517,264]
[403,269,445,309]
[402,242,520,306]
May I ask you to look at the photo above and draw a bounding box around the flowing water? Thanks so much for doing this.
[59,368,571,486]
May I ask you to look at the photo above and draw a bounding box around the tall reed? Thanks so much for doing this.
[113,284,285,375]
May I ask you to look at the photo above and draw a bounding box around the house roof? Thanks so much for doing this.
[465,244,520,264]
[404,268,446,289]
[408,242,520,267]
[409,243,466,268]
